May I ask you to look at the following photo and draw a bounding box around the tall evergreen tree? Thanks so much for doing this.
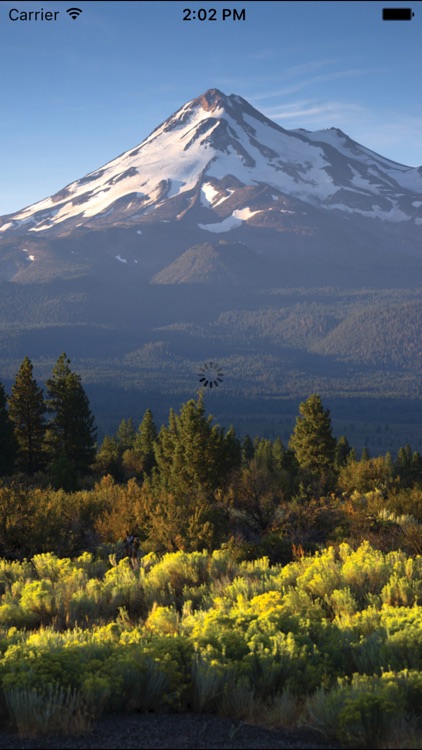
[335,435,352,469]
[0,382,17,475]
[94,419,138,482]
[384,451,394,479]
[115,418,136,452]
[45,353,96,475]
[348,447,357,464]
[153,394,239,497]
[134,409,157,476]
[95,435,122,481]
[144,396,237,551]
[289,394,336,473]
[272,437,285,472]
[8,357,46,474]
[411,450,422,483]
[395,444,414,484]
[254,438,274,471]
[241,434,254,466]
[218,425,242,480]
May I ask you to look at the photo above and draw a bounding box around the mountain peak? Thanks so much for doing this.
[194,88,229,112]
[1,87,421,241]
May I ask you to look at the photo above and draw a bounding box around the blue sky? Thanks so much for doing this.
[1,0,422,214]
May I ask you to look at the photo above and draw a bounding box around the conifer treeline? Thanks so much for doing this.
[0,354,96,488]
[1,359,422,495]
[1,358,422,562]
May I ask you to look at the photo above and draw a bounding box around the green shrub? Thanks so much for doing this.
[145,604,179,635]
[306,673,405,747]
[190,656,225,713]
[144,550,210,610]
[31,552,73,582]
[80,674,111,718]
[218,674,255,719]
[0,560,33,594]
[0,541,422,739]
[259,689,303,728]
[0,603,37,629]
[19,580,56,625]
[382,606,422,670]
[5,683,92,737]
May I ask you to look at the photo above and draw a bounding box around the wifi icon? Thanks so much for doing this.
[66,7,83,20]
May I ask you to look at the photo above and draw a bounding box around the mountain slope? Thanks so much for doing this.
[150,241,275,286]
[1,88,421,239]
[0,88,421,425]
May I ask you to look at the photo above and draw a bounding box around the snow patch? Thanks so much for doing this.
[198,215,242,233]
[198,206,260,233]
[115,255,127,263]
[349,166,377,191]
[327,203,410,221]
[412,201,422,207]
[168,179,186,198]
[82,192,115,218]
[233,207,261,220]
[200,183,220,206]
[136,230,143,234]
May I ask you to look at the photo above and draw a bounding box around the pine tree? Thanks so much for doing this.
[45,353,96,475]
[154,394,239,497]
[255,438,274,471]
[411,450,422,478]
[384,451,394,479]
[0,382,17,475]
[241,434,254,466]
[289,394,336,473]
[144,396,235,551]
[395,444,414,485]
[8,357,46,474]
[335,435,352,469]
[219,425,242,479]
[115,418,136,452]
[133,409,157,476]
[95,435,122,480]
[361,447,370,462]
[348,447,357,463]
[272,437,285,472]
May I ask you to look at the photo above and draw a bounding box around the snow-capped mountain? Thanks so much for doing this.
[1,90,422,427]
[1,88,421,240]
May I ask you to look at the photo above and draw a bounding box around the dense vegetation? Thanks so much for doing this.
[1,357,422,745]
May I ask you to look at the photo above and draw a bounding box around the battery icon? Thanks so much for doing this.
[382,8,414,20]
